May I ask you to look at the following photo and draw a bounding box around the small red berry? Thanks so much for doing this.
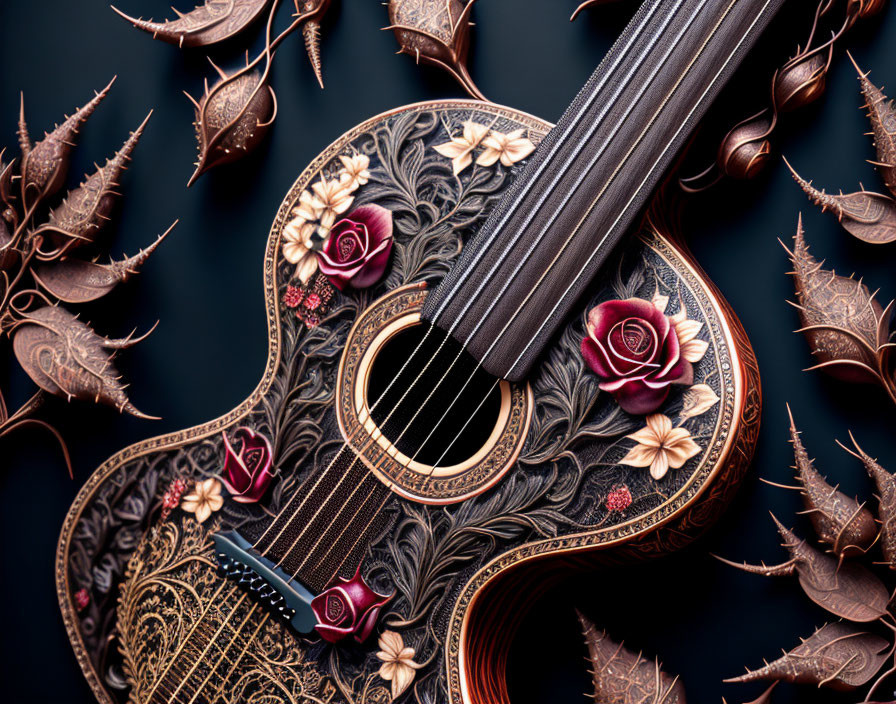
[74,588,90,612]
[283,285,303,308]
[304,292,321,310]
[606,485,632,512]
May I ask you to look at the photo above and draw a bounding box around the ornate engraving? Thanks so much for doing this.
[56,101,759,704]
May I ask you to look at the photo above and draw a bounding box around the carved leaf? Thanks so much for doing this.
[33,223,174,303]
[787,159,896,244]
[11,306,156,418]
[724,622,889,690]
[112,0,273,48]
[296,0,333,89]
[786,406,877,556]
[578,610,687,704]
[851,55,896,199]
[386,0,486,101]
[784,216,887,385]
[19,78,114,207]
[37,112,151,251]
[718,516,888,622]
[845,434,896,569]
[187,62,276,185]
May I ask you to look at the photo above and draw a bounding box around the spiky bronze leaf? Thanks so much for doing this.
[844,434,896,569]
[724,622,889,690]
[11,306,156,419]
[386,0,486,101]
[786,406,877,556]
[35,112,151,253]
[717,515,888,622]
[295,0,333,89]
[19,78,115,207]
[187,61,276,185]
[850,55,896,199]
[112,0,273,48]
[578,610,686,704]
[32,223,174,304]
[787,161,896,244]
[784,216,889,385]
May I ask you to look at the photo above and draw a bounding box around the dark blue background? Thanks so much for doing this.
[1,1,895,702]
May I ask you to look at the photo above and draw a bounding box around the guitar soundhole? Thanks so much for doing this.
[365,323,502,468]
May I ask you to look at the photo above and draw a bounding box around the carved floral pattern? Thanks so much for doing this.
[57,103,747,704]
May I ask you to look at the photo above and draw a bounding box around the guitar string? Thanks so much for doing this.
[250,0,663,558]
[165,592,250,702]
[275,0,728,587]
[253,0,688,569]
[353,0,707,490]
[416,0,774,479]
[424,0,667,323]
[151,584,245,702]
[144,580,232,701]
[162,2,766,692]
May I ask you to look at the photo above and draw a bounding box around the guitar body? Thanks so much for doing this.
[57,101,760,704]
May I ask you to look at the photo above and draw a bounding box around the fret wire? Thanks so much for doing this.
[426,0,667,324]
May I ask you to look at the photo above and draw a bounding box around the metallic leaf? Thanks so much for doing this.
[186,61,276,185]
[724,622,889,690]
[578,610,687,704]
[851,55,896,199]
[784,216,888,385]
[844,434,896,569]
[11,306,156,419]
[718,515,888,622]
[33,223,173,303]
[112,0,273,48]
[786,406,877,556]
[386,0,486,101]
[19,78,114,207]
[37,112,151,252]
[787,160,896,244]
[296,0,333,89]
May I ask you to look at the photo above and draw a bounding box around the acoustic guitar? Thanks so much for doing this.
[57,1,775,702]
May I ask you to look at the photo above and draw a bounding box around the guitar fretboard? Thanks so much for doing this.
[422,0,784,381]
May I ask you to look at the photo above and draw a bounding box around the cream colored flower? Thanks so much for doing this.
[680,384,720,420]
[669,301,709,364]
[338,153,370,190]
[620,414,701,480]
[476,128,536,167]
[310,177,354,231]
[433,120,490,175]
[181,478,224,523]
[376,630,422,700]
[282,214,319,284]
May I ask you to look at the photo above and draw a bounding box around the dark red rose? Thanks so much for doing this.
[318,204,393,290]
[581,298,693,415]
[220,427,273,504]
[310,567,392,644]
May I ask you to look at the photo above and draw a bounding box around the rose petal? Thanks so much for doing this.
[611,379,670,415]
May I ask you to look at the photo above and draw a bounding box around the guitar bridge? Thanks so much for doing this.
[212,530,318,635]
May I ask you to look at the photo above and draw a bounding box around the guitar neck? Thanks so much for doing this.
[422,0,785,382]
